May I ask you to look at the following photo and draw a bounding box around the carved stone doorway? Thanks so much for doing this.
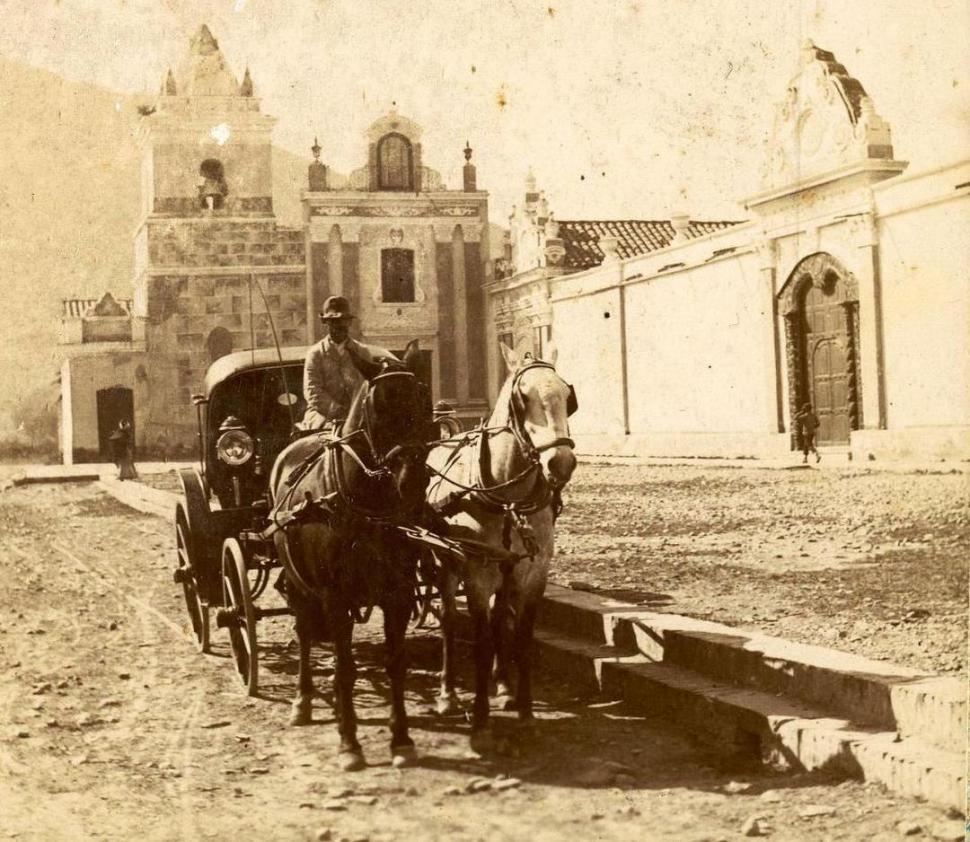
[779,254,861,447]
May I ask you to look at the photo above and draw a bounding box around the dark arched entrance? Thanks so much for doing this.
[779,253,862,447]
[97,386,134,460]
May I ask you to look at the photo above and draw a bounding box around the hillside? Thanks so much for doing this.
[0,58,309,423]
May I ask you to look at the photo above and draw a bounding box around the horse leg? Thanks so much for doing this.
[513,600,539,726]
[492,583,516,711]
[436,564,461,716]
[288,611,315,726]
[384,589,417,766]
[466,585,495,752]
[332,605,364,771]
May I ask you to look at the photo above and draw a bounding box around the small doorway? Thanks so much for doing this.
[97,387,134,461]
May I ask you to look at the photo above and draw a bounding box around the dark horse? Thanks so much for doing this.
[268,342,431,771]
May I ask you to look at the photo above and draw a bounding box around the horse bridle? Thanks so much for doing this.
[356,368,431,474]
[506,360,577,465]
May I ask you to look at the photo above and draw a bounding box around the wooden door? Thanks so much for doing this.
[802,284,850,445]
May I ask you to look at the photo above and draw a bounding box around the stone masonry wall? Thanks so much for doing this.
[141,218,308,451]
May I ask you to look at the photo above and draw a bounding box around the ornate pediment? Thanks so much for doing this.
[762,41,897,191]
[86,292,130,318]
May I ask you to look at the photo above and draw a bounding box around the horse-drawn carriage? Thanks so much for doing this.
[173,345,460,696]
[173,339,578,766]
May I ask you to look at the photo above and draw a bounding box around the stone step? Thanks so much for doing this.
[537,584,965,754]
[528,626,963,810]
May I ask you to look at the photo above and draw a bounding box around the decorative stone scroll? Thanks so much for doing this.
[762,41,896,191]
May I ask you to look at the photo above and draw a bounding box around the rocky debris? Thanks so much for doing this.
[322,801,347,811]
[741,816,769,837]
[798,804,836,819]
[928,821,965,841]
[315,831,332,841]
[758,790,782,803]
[347,795,378,806]
[723,780,753,794]
[465,778,493,794]
[442,786,462,797]
[896,820,922,836]
[492,777,522,791]
[201,720,231,729]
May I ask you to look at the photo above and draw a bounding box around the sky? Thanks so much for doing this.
[0,0,968,222]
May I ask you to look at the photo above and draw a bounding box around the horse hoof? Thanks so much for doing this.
[436,694,461,717]
[469,729,494,754]
[391,744,418,768]
[288,701,312,727]
[338,749,366,772]
[495,693,517,712]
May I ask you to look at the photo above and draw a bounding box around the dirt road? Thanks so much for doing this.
[0,482,961,841]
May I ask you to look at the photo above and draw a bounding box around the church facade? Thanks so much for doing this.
[58,26,489,461]
[488,42,969,462]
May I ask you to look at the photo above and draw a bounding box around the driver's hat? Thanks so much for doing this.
[319,296,354,321]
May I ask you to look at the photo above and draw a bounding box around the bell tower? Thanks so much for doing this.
[137,24,276,219]
[131,25,306,452]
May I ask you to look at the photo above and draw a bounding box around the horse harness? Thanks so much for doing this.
[428,361,577,563]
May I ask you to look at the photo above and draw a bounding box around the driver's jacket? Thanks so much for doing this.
[301,336,393,430]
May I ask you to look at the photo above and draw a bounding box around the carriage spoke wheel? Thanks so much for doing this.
[176,511,210,653]
[221,539,259,697]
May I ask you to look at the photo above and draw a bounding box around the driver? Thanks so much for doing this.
[301,296,382,431]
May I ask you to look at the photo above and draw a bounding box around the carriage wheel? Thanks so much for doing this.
[175,508,210,653]
[221,538,259,697]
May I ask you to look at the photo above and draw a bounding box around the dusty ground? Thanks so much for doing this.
[553,463,969,675]
[140,461,969,675]
[0,480,963,842]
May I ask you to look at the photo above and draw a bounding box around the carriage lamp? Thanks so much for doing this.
[216,416,254,467]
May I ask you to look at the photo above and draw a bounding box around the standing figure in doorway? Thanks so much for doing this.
[795,402,821,464]
[111,420,139,480]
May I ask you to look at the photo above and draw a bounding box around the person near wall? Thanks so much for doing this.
[110,420,139,480]
[794,402,821,464]
[300,296,388,432]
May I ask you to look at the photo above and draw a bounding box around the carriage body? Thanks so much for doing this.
[173,347,307,682]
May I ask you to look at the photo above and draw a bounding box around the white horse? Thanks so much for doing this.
[427,343,577,747]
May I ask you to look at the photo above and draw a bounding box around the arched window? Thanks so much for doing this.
[381,249,415,302]
[199,159,228,209]
[377,133,413,191]
[206,327,233,362]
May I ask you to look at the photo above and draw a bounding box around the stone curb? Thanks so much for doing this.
[533,584,965,810]
[97,477,176,520]
[538,584,965,753]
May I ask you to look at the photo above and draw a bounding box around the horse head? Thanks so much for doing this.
[500,342,578,490]
[350,339,432,513]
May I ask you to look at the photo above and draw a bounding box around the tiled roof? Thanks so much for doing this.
[557,219,743,270]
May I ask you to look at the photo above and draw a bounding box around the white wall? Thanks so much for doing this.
[878,195,970,429]
[552,287,625,436]
[624,253,770,434]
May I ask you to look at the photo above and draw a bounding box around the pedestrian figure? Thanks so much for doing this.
[795,402,821,464]
[110,420,138,480]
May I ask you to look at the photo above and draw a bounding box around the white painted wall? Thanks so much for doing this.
[551,287,625,436]
[878,195,970,428]
[623,253,770,433]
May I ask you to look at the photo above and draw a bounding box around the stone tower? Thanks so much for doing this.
[132,25,306,453]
